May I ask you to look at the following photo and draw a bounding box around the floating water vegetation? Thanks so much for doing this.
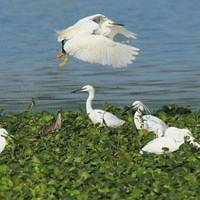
[0,104,200,199]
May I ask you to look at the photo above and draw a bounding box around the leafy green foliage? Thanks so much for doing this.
[158,104,192,116]
[0,105,200,199]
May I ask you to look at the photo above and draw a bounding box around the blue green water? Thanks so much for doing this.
[0,0,200,112]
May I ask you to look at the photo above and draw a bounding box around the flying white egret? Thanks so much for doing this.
[55,14,139,67]
[72,85,125,127]
[126,101,167,137]
[0,128,8,154]
[140,127,200,154]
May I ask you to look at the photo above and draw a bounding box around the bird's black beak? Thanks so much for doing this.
[1,134,15,140]
[112,22,124,26]
[123,105,134,113]
[71,88,82,93]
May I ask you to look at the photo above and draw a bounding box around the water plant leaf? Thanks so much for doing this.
[0,105,200,199]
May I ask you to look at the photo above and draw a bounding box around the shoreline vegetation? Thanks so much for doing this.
[0,104,200,199]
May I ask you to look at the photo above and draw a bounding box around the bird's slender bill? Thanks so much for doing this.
[112,22,124,26]
[1,134,15,140]
[123,105,134,113]
[71,88,82,93]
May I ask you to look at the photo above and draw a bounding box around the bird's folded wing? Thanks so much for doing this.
[142,137,176,153]
[107,25,137,39]
[56,19,99,42]
[64,35,139,67]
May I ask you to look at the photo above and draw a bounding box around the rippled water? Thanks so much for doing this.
[0,0,200,112]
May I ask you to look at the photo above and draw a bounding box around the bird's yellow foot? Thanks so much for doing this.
[53,51,66,60]
[58,55,68,68]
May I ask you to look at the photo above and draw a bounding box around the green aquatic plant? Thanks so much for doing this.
[0,105,200,199]
[158,103,192,116]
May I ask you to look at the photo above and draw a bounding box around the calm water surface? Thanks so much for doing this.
[0,0,200,112]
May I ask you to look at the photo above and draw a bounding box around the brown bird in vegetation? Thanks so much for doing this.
[43,110,62,134]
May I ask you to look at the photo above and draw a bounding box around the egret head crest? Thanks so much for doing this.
[132,101,151,114]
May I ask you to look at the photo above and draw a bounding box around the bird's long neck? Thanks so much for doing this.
[56,113,62,124]
[86,90,95,114]
[134,106,144,129]
[135,106,144,117]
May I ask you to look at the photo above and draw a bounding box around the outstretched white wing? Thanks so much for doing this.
[64,35,139,67]
[56,18,99,42]
[57,14,137,41]
[87,14,137,39]
[107,25,137,39]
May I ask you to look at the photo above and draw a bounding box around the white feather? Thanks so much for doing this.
[141,137,183,154]
[91,109,125,127]
[56,18,98,42]
[164,127,200,148]
[0,128,8,154]
[141,127,200,155]
[131,101,167,137]
[64,35,139,67]
[107,25,137,39]
[75,85,125,127]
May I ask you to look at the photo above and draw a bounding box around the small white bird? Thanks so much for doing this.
[55,14,139,67]
[0,128,8,154]
[140,127,200,154]
[72,85,125,127]
[127,101,167,137]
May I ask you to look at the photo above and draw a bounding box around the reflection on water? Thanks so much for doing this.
[0,0,200,112]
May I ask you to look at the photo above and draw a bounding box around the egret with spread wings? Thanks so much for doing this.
[55,14,139,68]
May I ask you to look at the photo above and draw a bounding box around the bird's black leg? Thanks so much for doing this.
[54,40,66,60]
[61,40,66,54]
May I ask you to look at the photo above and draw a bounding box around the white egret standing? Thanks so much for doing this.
[72,85,125,127]
[0,128,8,154]
[127,101,167,137]
[55,14,139,67]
